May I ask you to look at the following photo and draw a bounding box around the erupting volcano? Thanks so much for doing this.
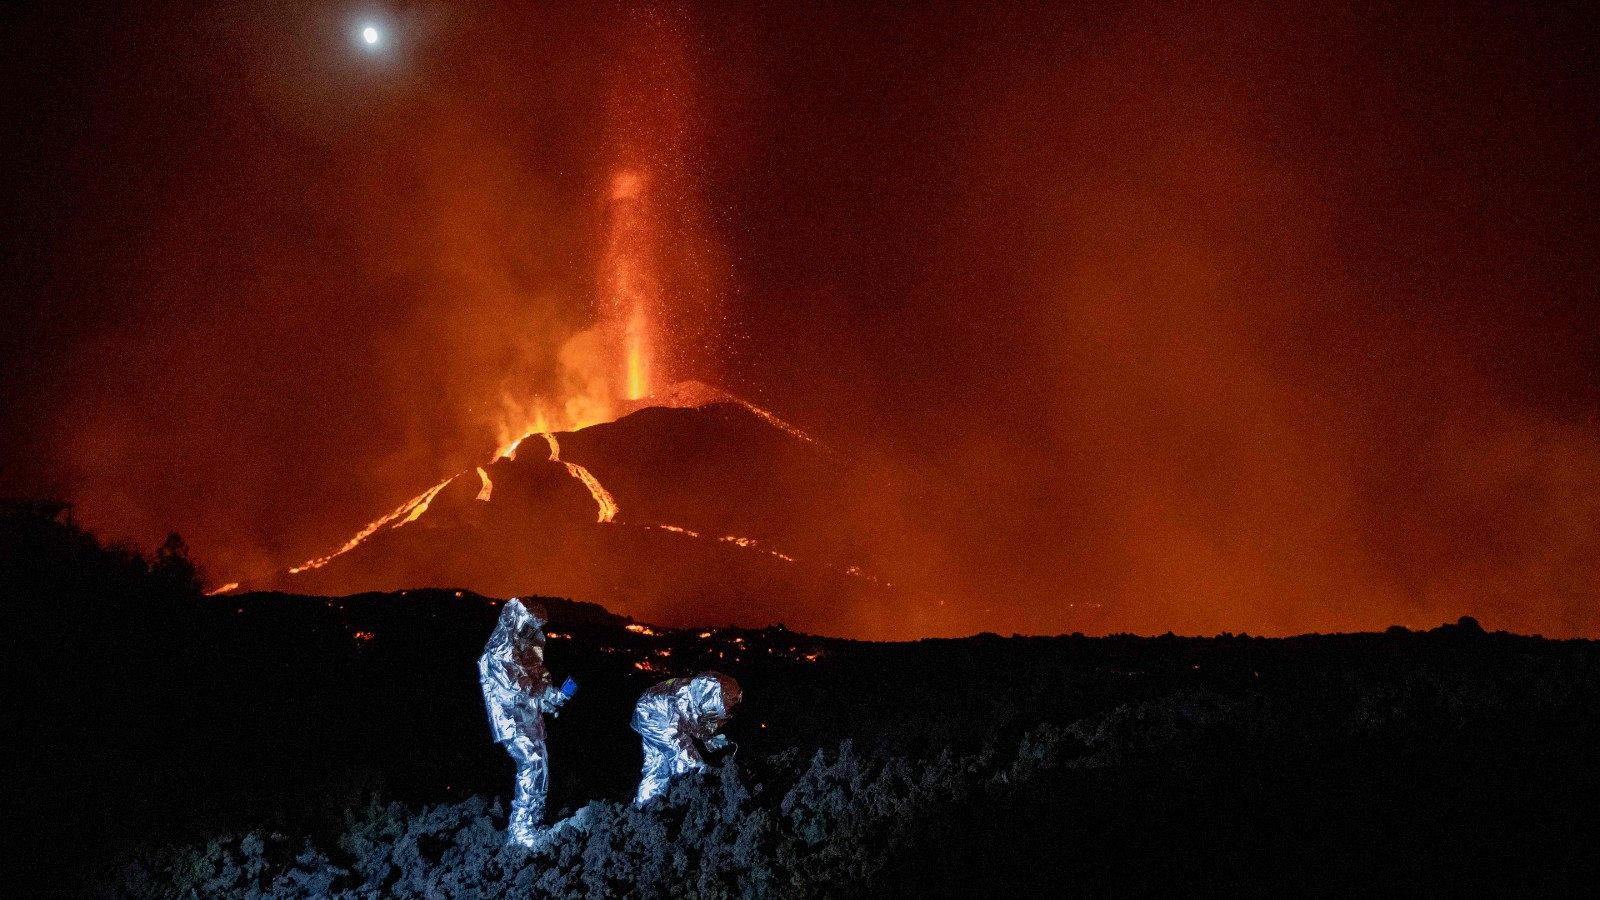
[205,4,930,636]
[255,390,901,637]
[231,104,895,633]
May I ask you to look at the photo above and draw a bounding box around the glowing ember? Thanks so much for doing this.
[474,466,493,501]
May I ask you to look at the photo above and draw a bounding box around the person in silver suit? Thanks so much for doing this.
[478,597,569,846]
[631,671,742,805]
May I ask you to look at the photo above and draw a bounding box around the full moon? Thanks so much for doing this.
[361,25,380,47]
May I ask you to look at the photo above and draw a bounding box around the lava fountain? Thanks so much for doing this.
[603,168,658,403]
[254,6,730,588]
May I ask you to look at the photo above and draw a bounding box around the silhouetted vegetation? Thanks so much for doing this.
[4,502,1600,896]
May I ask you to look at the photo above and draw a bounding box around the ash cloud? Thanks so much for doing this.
[711,2,1600,637]
[3,2,1597,637]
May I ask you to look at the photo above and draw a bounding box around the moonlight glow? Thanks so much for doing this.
[361,25,380,47]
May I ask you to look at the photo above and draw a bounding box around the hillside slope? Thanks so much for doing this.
[262,401,918,638]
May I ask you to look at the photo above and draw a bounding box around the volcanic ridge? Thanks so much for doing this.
[248,385,903,637]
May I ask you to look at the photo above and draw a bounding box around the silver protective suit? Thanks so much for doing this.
[479,597,565,846]
[631,672,742,805]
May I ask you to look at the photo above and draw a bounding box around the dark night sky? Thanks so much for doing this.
[3,1,1599,636]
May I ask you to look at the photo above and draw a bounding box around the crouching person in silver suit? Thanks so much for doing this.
[479,597,569,846]
[631,671,742,805]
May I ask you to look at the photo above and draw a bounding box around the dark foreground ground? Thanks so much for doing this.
[5,503,1600,897]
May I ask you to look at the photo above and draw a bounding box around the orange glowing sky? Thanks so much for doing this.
[2,2,1598,638]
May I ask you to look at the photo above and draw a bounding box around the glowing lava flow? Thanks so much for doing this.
[718,534,797,563]
[498,433,532,461]
[645,524,798,565]
[646,381,823,448]
[738,402,816,445]
[645,523,892,584]
[475,467,493,501]
[205,582,240,596]
[288,478,452,573]
[541,432,619,523]
[568,465,618,524]
[397,480,447,525]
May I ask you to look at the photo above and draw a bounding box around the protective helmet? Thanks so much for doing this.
[501,596,548,630]
[691,671,741,718]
